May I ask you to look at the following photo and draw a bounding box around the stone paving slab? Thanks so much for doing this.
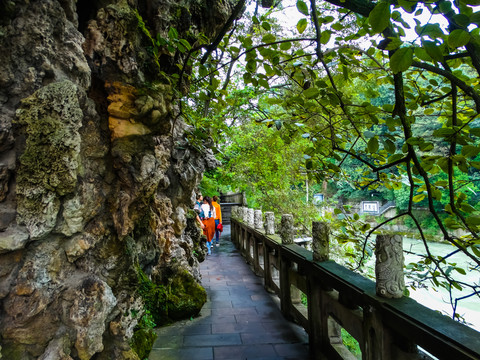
[149,225,311,360]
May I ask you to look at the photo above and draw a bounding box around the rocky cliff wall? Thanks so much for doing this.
[0,1,235,359]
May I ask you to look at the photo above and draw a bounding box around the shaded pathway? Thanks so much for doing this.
[149,225,310,360]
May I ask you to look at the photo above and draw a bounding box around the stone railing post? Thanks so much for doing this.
[232,206,238,219]
[279,214,295,320]
[279,214,294,244]
[254,210,263,230]
[375,234,405,299]
[247,208,254,227]
[242,206,249,223]
[264,212,275,235]
[312,222,329,262]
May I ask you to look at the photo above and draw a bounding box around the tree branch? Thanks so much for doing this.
[200,0,246,64]
[412,61,480,112]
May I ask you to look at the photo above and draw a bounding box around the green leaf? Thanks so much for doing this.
[398,0,416,13]
[297,18,308,34]
[243,37,253,48]
[258,78,270,89]
[229,46,240,54]
[168,27,179,40]
[419,142,434,152]
[453,14,470,28]
[367,137,379,153]
[385,37,403,50]
[416,23,445,39]
[472,245,480,257]
[464,0,480,6]
[466,215,480,225]
[423,41,444,62]
[332,23,344,31]
[447,29,471,48]
[471,11,480,26]
[304,87,320,99]
[296,0,309,16]
[262,21,271,31]
[461,203,477,213]
[388,153,404,163]
[275,120,282,130]
[439,0,452,13]
[179,39,192,51]
[433,128,455,137]
[451,282,463,291]
[390,47,413,73]
[446,218,462,229]
[321,31,331,44]
[461,145,480,157]
[369,2,391,34]
[414,47,432,61]
[263,64,274,76]
[262,33,276,43]
[384,139,396,153]
[413,194,425,202]
[280,42,292,51]
[445,204,454,215]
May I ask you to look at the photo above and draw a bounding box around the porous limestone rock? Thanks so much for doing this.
[0,0,239,359]
[15,80,83,240]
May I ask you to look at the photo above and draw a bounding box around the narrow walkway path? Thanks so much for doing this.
[149,225,310,360]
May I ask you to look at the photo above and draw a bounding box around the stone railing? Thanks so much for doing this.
[230,206,480,360]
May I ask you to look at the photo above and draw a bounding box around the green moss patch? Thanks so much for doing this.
[166,270,206,320]
[136,268,206,325]
[130,328,156,360]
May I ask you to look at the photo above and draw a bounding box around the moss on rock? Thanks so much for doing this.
[129,328,156,360]
[136,267,206,326]
[166,270,206,320]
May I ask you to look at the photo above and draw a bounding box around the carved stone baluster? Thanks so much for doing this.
[247,208,254,227]
[279,214,294,245]
[254,210,263,230]
[242,206,249,223]
[264,212,275,235]
[375,234,405,299]
[312,222,329,262]
[279,214,295,321]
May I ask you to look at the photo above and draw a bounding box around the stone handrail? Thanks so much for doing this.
[230,206,480,360]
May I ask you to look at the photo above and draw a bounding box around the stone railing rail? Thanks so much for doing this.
[230,206,480,360]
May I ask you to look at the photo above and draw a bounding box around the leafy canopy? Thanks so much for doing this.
[139,0,480,319]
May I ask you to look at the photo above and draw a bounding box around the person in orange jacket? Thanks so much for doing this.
[212,195,222,246]
[201,196,216,255]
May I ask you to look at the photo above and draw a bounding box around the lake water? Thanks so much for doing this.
[402,238,480,331]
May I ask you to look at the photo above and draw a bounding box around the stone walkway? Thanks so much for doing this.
[149,225,310,360]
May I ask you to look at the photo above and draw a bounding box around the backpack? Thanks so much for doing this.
[194,202,205,219]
